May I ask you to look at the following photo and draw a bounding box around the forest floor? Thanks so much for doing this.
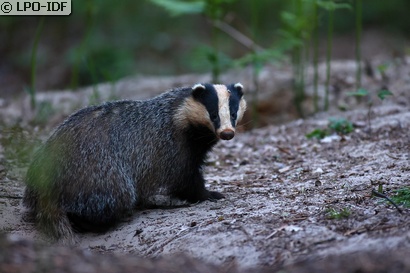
[0,58,410,272]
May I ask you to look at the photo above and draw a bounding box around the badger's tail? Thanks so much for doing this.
[36,208,76,244]
[23,188,76,245]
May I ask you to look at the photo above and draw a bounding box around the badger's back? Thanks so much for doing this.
[23,83,246,242]
[25,89,192,219]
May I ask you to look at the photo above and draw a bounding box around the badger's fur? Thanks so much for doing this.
[23,83,246,243]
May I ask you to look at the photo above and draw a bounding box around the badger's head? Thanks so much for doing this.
[177,83,246,140]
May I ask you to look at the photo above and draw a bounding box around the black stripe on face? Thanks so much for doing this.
[227,83,243,127]
[192,83,220,130]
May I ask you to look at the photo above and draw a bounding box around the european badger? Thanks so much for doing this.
[23,83,247,243]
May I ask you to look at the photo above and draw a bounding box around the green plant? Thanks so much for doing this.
[25,16,45,109]
[248,0,262,128]
[391,188,410,208]
[278,0,315,117]
[148,0,205,16]
[317,0,352,111]
[277,0,352,114]
[377,63,389,81]
[306,117,353,139]
[312,1,320,113]
[355,0,363,89]
[326,207,351,219]
[347,88,393,134]
[306,128,328,139]
[148,0,237,82]
[191,45,233,79]
[328,117,354,135]
[206,0,236,82]
[324,3,333,111]
[377,89,393,100]
[70,0,95,89]
[371,188,403,213]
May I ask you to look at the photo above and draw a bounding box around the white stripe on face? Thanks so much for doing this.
[214,84,234,136]
[233,82,246,127]
[237,94,247,126]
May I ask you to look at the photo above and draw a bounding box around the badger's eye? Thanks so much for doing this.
[210,113,219,121]
[231,113,237,120]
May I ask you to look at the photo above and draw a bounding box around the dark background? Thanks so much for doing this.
[0,0,409,97]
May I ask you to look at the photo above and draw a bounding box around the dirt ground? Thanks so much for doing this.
[0,58,410,272]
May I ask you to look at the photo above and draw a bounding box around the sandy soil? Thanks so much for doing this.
[0,59,410,272]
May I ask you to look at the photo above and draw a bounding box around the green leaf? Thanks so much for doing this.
[391,187,410,208]
[326,207,351,220]
[149,0,205,16]
[346,88,369,97]
[233,48,285,68]
[190,45,233,71]
[280,11,297,24]
[377,89,393,100]
[328,118,353,135]
[317,1,352,11]
[377,63,388,73]
[306,129,328,139]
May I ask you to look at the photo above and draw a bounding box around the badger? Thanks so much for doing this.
[23,83,247,243]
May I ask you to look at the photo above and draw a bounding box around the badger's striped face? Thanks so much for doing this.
[186,83,247,140]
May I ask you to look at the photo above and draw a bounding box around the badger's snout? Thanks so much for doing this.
[219,129,235,140]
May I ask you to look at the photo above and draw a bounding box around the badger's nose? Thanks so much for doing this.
[219,129,235,140]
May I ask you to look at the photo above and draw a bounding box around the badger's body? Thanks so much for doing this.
[23,83,246,243]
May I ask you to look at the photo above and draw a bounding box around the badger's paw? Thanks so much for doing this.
[207,191,225,202]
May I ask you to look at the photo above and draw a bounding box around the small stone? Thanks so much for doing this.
[278,166,291,173]
[313,167,323,174]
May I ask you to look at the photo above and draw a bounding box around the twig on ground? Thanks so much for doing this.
[0,195,23,199]
[372,189,403,214]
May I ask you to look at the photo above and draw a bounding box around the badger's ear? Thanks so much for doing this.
[192,83,206,99]
[233,82,244,96]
